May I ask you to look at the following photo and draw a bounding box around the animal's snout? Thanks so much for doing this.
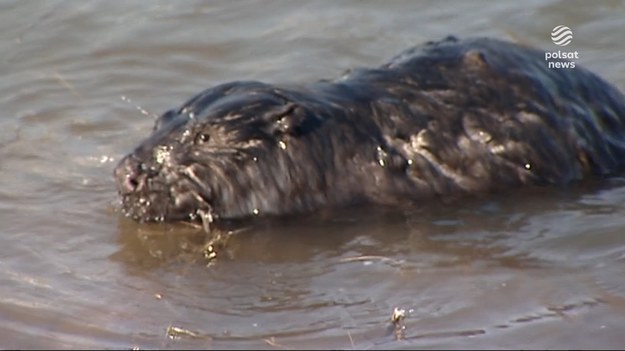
[114,156,148,195]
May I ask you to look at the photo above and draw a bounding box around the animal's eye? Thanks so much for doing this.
[195,133,210,145]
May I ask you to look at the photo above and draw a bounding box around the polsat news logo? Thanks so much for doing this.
[545,25,578,69]
[551,25,573,46]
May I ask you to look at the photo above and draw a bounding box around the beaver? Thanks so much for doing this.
[113,36,625,228]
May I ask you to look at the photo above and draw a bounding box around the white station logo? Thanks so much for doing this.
[551,25,573,46]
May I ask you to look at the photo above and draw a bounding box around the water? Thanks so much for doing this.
[2,0,625,349]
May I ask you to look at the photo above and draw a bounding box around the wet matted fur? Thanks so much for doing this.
[114,36,625,226]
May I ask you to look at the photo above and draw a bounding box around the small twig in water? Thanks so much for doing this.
[263,337,290,350]
[166,325,201,339]
[347,330,355,349]
[53,71,82,99]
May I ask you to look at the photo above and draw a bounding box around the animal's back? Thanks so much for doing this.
[320,36,625,203]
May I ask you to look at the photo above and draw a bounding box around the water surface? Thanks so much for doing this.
[2,0,625,349]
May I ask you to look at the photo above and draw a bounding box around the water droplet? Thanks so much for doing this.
[474,130,492,143]
[376,146,387,167]
[154,145,170,165]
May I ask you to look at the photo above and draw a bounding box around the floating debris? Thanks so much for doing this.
[347,331,355,349]
[166,325,201,339]
[204,244,217,262]
[263,337,290,350]
[201,228,240,265]
[390,307,407,341]
[391,307,406,324]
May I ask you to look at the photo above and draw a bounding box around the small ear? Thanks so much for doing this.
[263,102,308,136]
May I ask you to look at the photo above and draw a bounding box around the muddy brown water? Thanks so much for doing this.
[2,0,625,349]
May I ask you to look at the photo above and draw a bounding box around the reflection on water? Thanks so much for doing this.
[1,0,625,349]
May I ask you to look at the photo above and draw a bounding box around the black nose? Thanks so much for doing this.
[114,156,147,195]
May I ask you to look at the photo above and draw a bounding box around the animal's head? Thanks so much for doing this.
[113,81,364,224]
